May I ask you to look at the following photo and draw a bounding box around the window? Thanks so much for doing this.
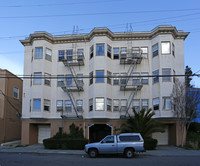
[121,73,127,85]
[89,98,93,111]
[77,49,84,56]
[57,75,64,87]
[161,42,170,54]
[107,71,112,84]
[77,74,83,86]
[13,87,19,99]
[58,50,65,61]
[65,100,72,112]
[96,44,104,56]
[113,48,119,59]
[141,47,148,58]
[162,68,171,82]
[95,98,104,111]
[107,45,112,58]
[35,47,43,59]
[34,72,42,85]
[44,73,51,86]
[77,100,83,112]
[66,50,73,61]
[89,71,93,85]
[142,99,148,111]
[66,75,72,86]
[121,99,127,111]
[102,136,114,143]
[152,43,158,57]
[107,98,112,111]
[163,97,172,110]
[57,100,63,112]
[45,48,52,61]
[113,73,119,85]
[133,99,140,112]
[96,70,104,83]
[141,73,148,84]
[153,70,159,83]
[33,99,41,111]
[132,47,140,55]
[119,135,140,142]
[113,99,120,111]
[44,99,50,111]
[153,98,159,111]
[90,45,94,59]
[132,73,140,85]
[173,70,176,83]
[120,47,127,58]
[172,43,175,56]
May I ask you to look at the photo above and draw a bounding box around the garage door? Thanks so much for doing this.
[38,125,51,144]
[152,125,168,145]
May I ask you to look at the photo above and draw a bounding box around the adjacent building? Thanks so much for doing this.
[20,26,189,145]
[0,69,22,143]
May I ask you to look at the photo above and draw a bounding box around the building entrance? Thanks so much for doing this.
[89,124,111,143]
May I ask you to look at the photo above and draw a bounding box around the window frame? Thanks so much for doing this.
[89,98,93,112]
[45,48,52,61]
[113,47,119,59]
[107,44,112,58]
[172,43,175,57]
[161,41,171,55]
[89,71,93,85]
[142,99,148,111]
[121,99,127,112]
[95,97,105,111]
[152,43,158,57]
[107,71,112,84]
[13,87,19,99]
[66,49,73,61]
[132,99,140,112]
[65,100,72,112]
[44,99,50,111]
[113,99,120,111]
[33,72,42,85]
[96,70,104,83]
[96,43,105,56]
[35,47,43,59]
[77,100,83,112]
[58,50,65,61]
[163,97,172,110]
[57,100,63,112]
[162,68,171,82]
[113,73,119,85]
[141,72,148,84]
[107,98,112,112]
[153,98,159,111]
[153,70,159,84]
[33,98,41,111]
[57,75,64,87]
[44,73,51,86]
[90,45,94,59]
[141,47,148,59]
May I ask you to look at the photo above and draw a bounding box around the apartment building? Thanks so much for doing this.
[0,69,22,143]
[20,26,189,145]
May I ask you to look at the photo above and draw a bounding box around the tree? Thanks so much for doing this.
[120,108,165,139]
[170,78,186,147]
[185,65,193,88]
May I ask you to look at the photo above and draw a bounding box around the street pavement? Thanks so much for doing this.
[0,144,200,156]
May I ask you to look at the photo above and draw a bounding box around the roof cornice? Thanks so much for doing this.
[20,26,189,46]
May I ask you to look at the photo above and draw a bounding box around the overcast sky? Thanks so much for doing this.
[0,0,200,87]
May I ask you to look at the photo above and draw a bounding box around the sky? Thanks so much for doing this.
[0,0,200,87]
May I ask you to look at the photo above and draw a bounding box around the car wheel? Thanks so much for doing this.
[125,149,134,158]
[89,149,98,158]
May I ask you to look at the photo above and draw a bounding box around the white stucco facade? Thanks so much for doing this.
[20,26,189,145]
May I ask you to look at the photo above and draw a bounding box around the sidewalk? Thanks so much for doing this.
[0,144,200,156]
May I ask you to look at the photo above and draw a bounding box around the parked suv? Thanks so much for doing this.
[85,133,145,158]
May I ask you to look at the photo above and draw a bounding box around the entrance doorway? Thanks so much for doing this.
[89,124,111,143]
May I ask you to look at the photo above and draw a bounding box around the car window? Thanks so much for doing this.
[101,136,114,143]
[119,135,140,142]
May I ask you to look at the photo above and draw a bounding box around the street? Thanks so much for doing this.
[0,153,199,166]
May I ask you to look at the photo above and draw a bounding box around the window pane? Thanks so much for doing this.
[13,87,19,99]
[34,72,42,84]
[142,99,148,110]
[96,98,104,111]
[89,71,93,85]
[152,44,158,57]
[113,73,119,85]
[113,48,119,59]
[44,99,50,111]
[132,73,140,85]
[35,47,43,59]
[163,97,172,110]
[58,50,65,61]
[33,99,41,111]
[107,71,111,84]
[57,100,63,111]
[89,98,93,111]
[65,100,72,112]
[141,73,148,84]
[133,99,140,111]
[67,50,73,61]
[96,44,104,56]
[162,69,171,82]
[162,42,170,54]
[96,70,104,83]
[153,70,159,83]
[45,48,52,61]
[153,98,159,111]
[90,45,94,59]
[113,99,119,111]
[57,75,64,86]
[44,73,51,86]
[107,98,112,111]
[107,45,111,58]
[66,75,72,86]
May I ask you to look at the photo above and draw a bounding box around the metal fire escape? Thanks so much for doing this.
[61,43,84,119]
[120,40,143,118]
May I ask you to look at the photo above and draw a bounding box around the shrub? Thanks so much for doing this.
[188,122,200,133]
[43,138,88,150]
[144,137,158,150]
